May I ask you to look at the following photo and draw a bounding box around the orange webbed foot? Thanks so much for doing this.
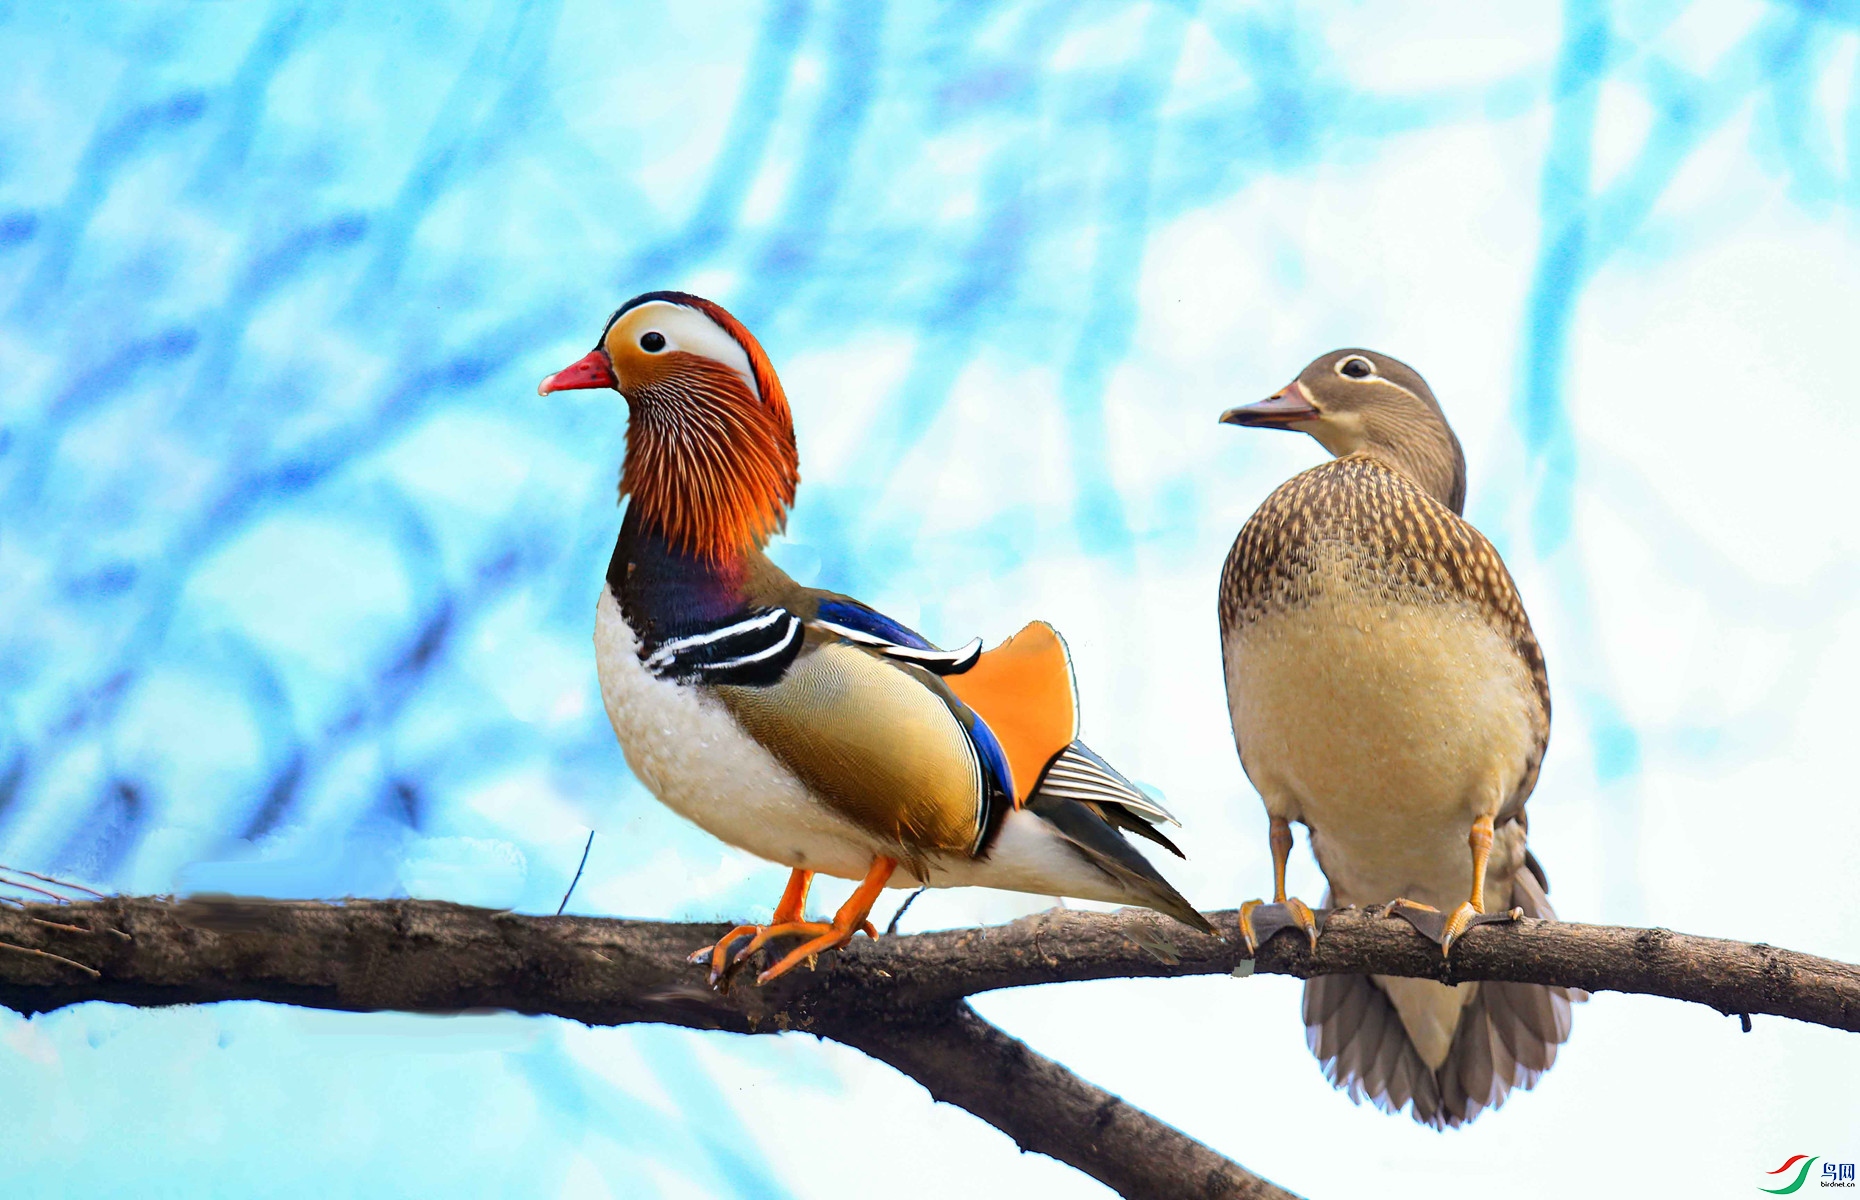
[754,859,895,982]
[755,919,879,984]
[687,920,867,988]
[687,924,763,989]
[1238,897,1321,956]
[1385,897,1523,956]
[689,860,896,988]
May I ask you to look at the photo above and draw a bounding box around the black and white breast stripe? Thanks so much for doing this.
[641,608,804,686]
[1030,741,1180,827]
[811,620,983,675]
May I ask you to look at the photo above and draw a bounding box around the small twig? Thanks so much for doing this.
[0,878,68,904]
[556,831,596,917]
[885,887,927,935]
[0,866,106,899]
[0,941,101,978]
[30,918,91,935]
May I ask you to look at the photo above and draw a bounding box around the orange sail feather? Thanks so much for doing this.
[944,621,1078,806]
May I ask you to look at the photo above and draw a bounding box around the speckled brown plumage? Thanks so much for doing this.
[1218,347,1577,1129]
[1221,451,1549,817]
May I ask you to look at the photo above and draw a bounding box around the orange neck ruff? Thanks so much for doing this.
[620,355,799,562]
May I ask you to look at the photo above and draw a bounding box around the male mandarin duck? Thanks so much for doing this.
[1217,349,1579,1128]
[539,291,1212,985]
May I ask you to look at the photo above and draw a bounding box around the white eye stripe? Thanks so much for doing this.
[615,301,759,399]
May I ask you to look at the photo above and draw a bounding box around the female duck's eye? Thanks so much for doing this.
[1338,356,1373,379]
[640,332,666,352]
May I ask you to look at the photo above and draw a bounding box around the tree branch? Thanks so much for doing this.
[4,896,1856,1196]
[835,1001,1297,1200]
[848,904,1860,1032]
[0,896,1300,1198]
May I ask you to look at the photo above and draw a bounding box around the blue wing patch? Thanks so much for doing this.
[813,600,934,649]
[964,711,1015,857]
[812,600,982,675]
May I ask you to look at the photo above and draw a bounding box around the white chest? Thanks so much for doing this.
[592,589,879,880]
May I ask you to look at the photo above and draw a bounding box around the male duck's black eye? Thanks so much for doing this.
[1338,356,1373,379]
[640,331,666,353]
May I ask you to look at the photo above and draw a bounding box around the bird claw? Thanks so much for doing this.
[689,917,879,989]
[684,924,763,990]
[1385,898,1523,955]
[1238,898,1322,956]
[756,924,861,985]
[692,858,896,988]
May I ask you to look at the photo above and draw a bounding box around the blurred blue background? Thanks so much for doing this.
[2,1,1857,1196]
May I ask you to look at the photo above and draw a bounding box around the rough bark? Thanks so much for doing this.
[4,897,1856,1196]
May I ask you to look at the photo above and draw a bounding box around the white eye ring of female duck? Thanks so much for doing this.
[1336,355,1375,379]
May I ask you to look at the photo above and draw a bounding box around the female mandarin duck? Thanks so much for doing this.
[1218,349,1579,1127]
[539,291,1211,985]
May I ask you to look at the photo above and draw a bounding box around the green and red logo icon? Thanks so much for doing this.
[1763,1157,1818,1194]
[1763,1154,1857,1192]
